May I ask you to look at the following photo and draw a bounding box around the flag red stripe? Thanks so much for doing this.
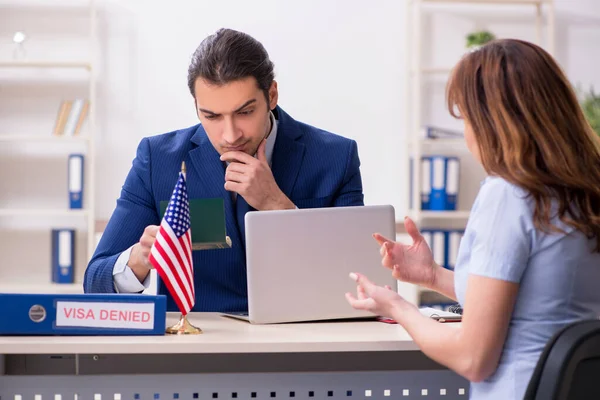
[149,252,188,315]
[151,239,191,314]
[176,233,194,293]
[154,234,194,310]
[161,226,193,293]
[183,230,194,297]
[159,222,194,304]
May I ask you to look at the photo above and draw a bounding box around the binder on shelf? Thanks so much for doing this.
[447,230,464,270]
[421,157,432,210]
[0,293,167,336]
[51,229,75,284]
[433,231,446,267]
[63,98,89,136]
[52,100,72,136]
[446,157,460,210]
[421,229,464,270]
[73,99,90,135]
[419,156,460,211]
[430,156,446,210]
[68,153,84,209]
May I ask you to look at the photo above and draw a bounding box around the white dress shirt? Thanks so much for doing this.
[112,111,279,293]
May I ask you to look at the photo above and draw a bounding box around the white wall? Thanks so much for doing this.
[94,0,408,220]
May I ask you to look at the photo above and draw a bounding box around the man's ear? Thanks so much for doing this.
[268,81,278,110]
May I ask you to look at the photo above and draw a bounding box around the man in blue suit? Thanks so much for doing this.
[84,28,364,312]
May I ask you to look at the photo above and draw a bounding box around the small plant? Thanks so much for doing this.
[580,87,600,138]
[466,31,496,49]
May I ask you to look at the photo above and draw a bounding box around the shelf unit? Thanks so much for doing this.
[403,0,555,306]
[0,0,97,294]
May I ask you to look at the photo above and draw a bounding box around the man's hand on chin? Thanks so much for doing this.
[220,139,296,211]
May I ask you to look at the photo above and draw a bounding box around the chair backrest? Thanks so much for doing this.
[524,319,600,400]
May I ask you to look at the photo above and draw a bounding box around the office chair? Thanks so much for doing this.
[524,319,600,400]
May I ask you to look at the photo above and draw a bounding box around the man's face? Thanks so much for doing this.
[194,76,278,156]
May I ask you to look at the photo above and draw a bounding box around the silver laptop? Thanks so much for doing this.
[223,205,397,324]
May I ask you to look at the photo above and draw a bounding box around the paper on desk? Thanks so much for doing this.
[419,307,461,319]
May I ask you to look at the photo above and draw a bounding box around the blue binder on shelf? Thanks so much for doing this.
[421,229,464,270]
[0,293,167,336]
[447,230,464,270]
[445,157,460,210]
[51,228,75,284]
[421,157,432,210]
[421,156,460,211]
[68,153,84,209]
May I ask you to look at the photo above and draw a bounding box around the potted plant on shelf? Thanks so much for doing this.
[580,87,600,138]
[466,30,496,50]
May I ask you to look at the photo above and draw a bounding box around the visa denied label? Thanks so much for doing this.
[55,301,155,330]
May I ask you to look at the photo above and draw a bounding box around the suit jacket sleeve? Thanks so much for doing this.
[333,140,364,207]
[83,138,160,293]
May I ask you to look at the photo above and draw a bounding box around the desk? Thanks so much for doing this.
[0,313,469,399]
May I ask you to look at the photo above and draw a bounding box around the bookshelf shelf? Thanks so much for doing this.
[0,61,92,70]
[0,135,90,142]
[0,209,89,218]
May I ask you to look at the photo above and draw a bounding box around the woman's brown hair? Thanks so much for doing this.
[447,38,600,251]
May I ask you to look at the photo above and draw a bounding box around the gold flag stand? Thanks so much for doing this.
[166,313,203,335]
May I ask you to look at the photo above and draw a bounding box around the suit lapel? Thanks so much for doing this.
[270,107,306,200]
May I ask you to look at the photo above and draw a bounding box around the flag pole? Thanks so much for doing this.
[165,161,202,335]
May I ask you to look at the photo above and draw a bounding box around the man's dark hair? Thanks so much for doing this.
[187,28,275,103]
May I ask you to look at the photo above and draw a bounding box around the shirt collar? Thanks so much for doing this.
[263,110,278,166]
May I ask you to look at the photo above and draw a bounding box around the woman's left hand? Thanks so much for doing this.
[345,272,411,319]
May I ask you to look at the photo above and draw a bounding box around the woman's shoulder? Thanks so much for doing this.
[475,176,533,213]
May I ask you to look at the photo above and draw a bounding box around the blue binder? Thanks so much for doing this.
[446,230,464,270]
[68,153,84,209]
[0,293,167,335]
[424,156,460,211]
[421,157,432,210]
[445,157,460,211]
[51,228,75,284]
[429,156,446,210]
[422,229,464,270]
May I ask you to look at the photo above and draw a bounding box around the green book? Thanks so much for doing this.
[159,198,231,250]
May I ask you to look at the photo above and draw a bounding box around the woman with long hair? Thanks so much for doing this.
[347,39,600,399]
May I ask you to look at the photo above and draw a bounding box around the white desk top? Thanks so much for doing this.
[0,312,417,355]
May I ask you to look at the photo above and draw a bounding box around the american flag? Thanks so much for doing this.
[148,171,195,315]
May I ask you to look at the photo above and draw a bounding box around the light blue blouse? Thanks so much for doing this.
[454,176,600,399]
